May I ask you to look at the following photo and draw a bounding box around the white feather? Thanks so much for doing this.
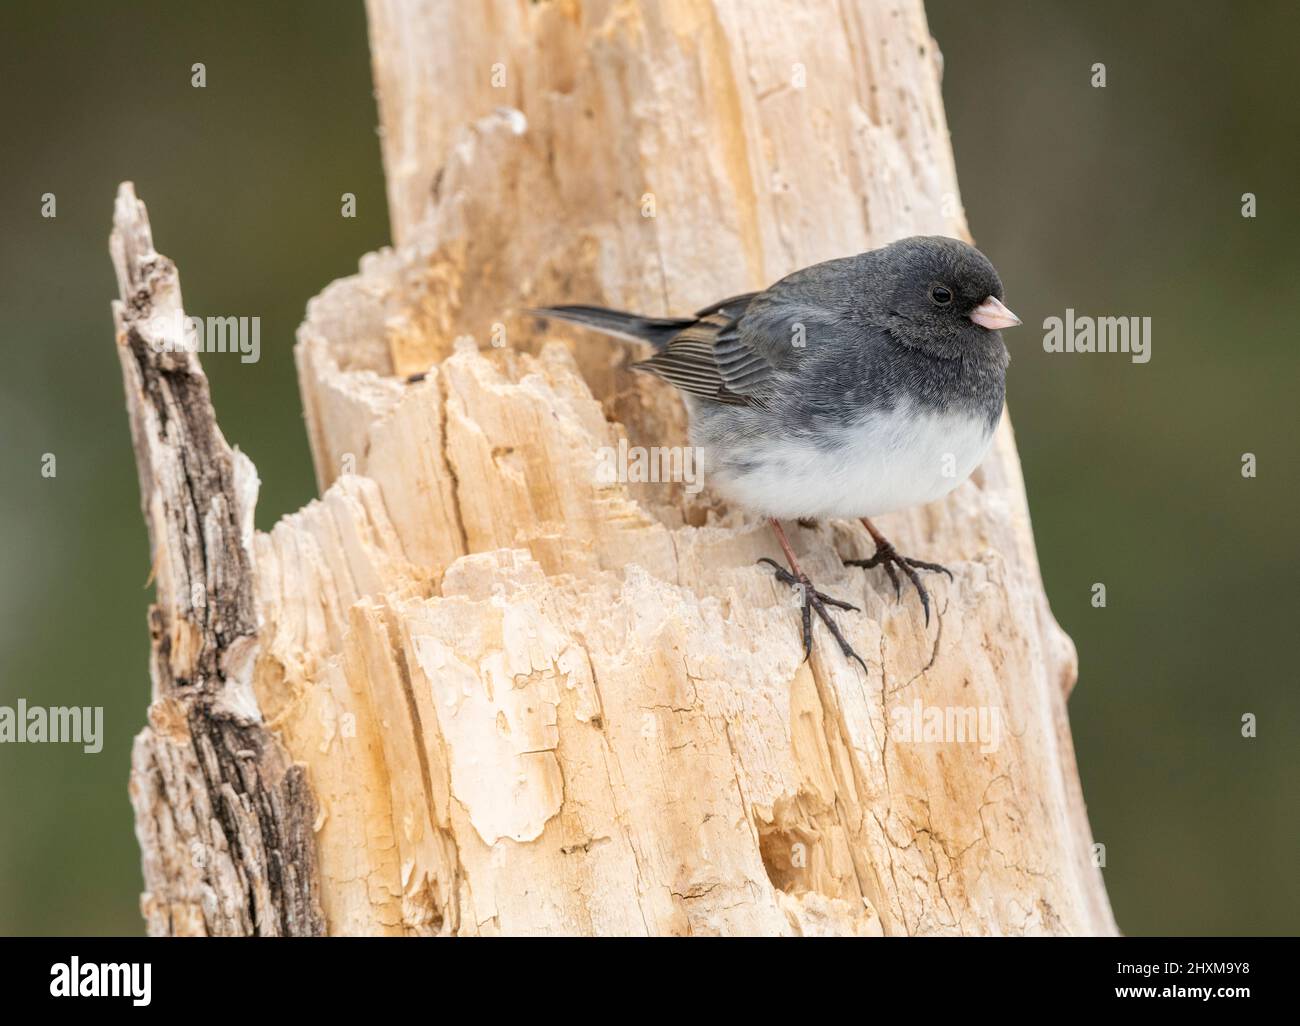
[706,400,996,519]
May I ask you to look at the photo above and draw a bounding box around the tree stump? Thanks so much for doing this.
[113,0,1116,936]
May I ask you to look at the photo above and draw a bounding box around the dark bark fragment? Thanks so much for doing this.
[111,182,325,936]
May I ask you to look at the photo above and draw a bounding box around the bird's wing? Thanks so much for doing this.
[693,292,758,319]
[638,253,868,406]
[634,318,780,409]
[634,291,787,407]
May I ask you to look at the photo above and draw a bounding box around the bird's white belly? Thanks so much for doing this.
[711,402,997,520]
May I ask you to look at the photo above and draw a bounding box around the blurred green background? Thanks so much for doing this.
[0,1,1294,935]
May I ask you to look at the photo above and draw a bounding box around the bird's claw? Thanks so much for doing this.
[843,541,951,626]
[758,558,868,672]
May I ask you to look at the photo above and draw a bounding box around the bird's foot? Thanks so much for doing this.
[758,558,868,672]
[844,540,952,626]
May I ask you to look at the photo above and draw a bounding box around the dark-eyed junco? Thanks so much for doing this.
[531,236,1020,669]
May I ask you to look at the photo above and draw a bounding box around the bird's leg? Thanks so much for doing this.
[759,519,867,672]
[843,517,954,626]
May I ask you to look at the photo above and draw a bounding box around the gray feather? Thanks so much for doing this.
[526,305,693,351]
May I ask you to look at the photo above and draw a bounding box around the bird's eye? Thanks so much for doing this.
[929,285,953,306]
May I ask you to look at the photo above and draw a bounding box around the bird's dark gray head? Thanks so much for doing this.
[875,236,1019,359]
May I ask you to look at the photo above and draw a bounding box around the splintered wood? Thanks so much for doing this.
[117,0,1115,935]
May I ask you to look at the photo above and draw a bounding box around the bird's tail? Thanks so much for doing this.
[526,304,694,351]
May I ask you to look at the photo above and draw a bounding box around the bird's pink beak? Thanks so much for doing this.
[969,295,1021,331]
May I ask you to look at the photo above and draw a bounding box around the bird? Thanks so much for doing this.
[528,235,1020,669]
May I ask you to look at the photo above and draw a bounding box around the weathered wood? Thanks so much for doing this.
[114,0,1116,935]
[112,184,325,936]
